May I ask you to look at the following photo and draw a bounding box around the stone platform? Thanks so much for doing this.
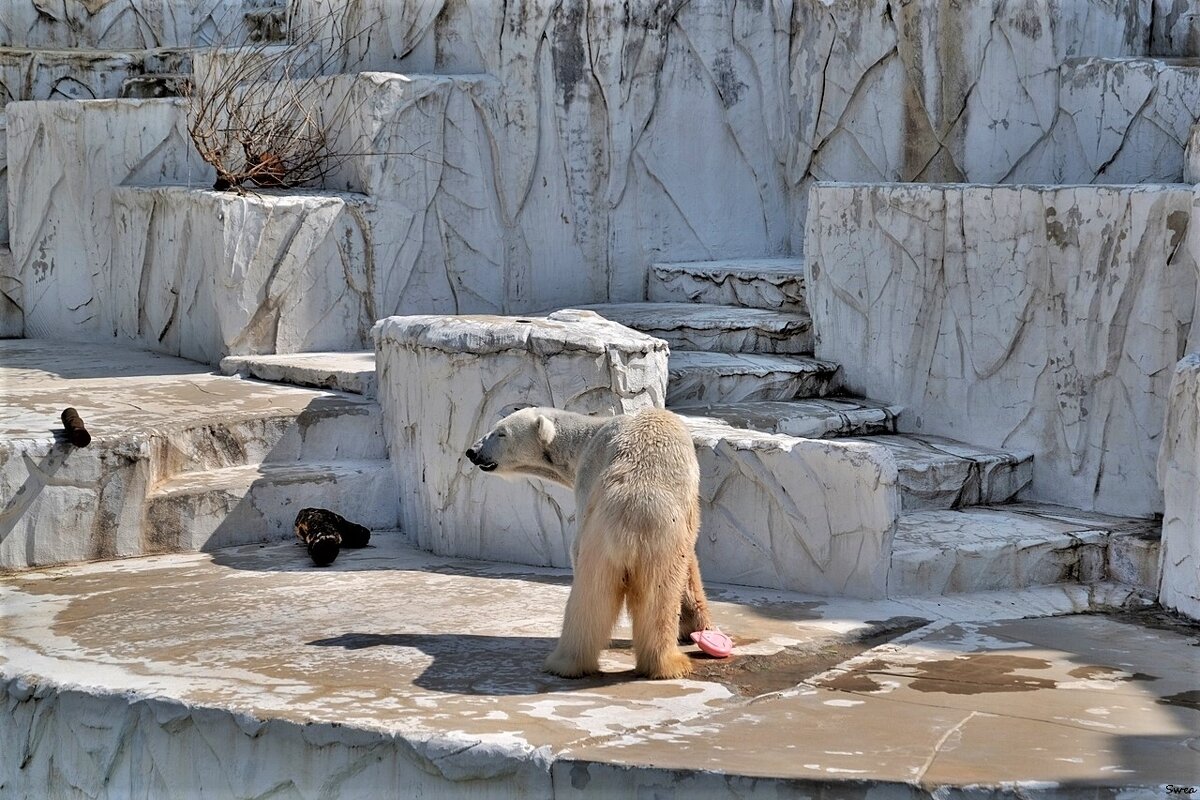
[0,339,394,570]
[1,537,1195,798]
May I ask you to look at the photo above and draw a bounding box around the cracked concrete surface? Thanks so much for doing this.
[0,536,1192,798]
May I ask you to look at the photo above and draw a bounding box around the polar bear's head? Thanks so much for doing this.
[465,407,556,477]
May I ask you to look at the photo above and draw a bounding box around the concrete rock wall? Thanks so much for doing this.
[287,0,1158,303]
[1158,353,1200,620]
[805,183,1199,518]
[4,99,211,342]
[0,1,268,48]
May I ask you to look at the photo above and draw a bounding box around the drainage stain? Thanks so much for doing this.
[818,654,1059,696]
[1068,665,1158,682]
[689,617,928,697]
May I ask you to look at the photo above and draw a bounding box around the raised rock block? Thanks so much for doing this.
[5,98,210,342]
[807,183,1198,517]
[1158,353,1200,620]
[0,1,264,48]
[111,186,375,363]
[373,311,668,567]
[685,417,899,598]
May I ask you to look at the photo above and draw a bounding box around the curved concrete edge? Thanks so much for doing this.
[0,676,554,799]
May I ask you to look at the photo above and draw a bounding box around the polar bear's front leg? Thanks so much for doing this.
[543,544,624,678]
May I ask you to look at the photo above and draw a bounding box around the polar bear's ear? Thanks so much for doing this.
[536,414,556,446]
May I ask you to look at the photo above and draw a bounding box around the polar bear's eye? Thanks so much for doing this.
[496,430,507,438]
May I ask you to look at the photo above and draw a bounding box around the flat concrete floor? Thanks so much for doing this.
[1,536,1196,798]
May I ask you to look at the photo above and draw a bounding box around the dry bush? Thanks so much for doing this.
[184,4,374,192]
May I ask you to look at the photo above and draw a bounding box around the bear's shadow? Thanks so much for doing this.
[308,632,642,695]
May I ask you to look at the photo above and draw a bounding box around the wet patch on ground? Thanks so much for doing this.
[687,616,929,697]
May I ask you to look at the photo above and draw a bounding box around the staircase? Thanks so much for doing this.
[0,341,397,571]
[573,255,1160,598]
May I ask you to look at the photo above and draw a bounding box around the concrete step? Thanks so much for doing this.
[841,433,1033,511]
[220,351,377,396]
[577,302,813,354]
[149,396,386,483]
[674,397,900,439]
[143,460,398,553]
[648,257,808,313]
[678,405,1031,511]
[667,351,840,404]
[0,340,393,571]
[889,504,1162,597]
[0,46,194,102]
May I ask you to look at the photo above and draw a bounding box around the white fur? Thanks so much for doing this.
[468,407,712,679]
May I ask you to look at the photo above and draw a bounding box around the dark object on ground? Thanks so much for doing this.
[294,508,372,566]
[60,408,91,447]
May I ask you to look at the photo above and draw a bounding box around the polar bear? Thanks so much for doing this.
[466,406,713,679]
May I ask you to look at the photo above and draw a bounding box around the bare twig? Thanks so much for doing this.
[183,2,382,191]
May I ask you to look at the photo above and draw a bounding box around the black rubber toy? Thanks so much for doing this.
[294,508,372,566]
[61,407,91,447]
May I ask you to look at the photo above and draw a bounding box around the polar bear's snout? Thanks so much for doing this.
[465,440,498,471]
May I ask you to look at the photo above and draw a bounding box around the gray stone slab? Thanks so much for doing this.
[674,397,900,439]
[220,351,377,396]
[889,505,1159,597]
[578,302,813,354]
[666,351,840,405]
[842,433,1033,510]
[649,257,808,313]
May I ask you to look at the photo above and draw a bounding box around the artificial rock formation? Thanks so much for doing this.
[1158,353,1200,620]
[374,311,668,567]
[806,183,1198,518]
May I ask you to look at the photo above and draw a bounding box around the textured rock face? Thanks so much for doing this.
[1005,58,1200,184]
[0,1,262,48]
[5,99,211,342]
[1158,353,1200,620]
[1187,124,1200,182]
[112,186,376,362]
[374,311,669,567]
[5,7,1191,345]
[289,0,1155,289]
[806,183,1198,517]
[1153,0,1200,56]
[0,47,193,103]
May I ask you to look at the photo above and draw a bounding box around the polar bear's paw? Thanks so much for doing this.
[636,649,692,680]
[543,649,599,679]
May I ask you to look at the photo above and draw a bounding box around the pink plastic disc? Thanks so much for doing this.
[690,629,733,658]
